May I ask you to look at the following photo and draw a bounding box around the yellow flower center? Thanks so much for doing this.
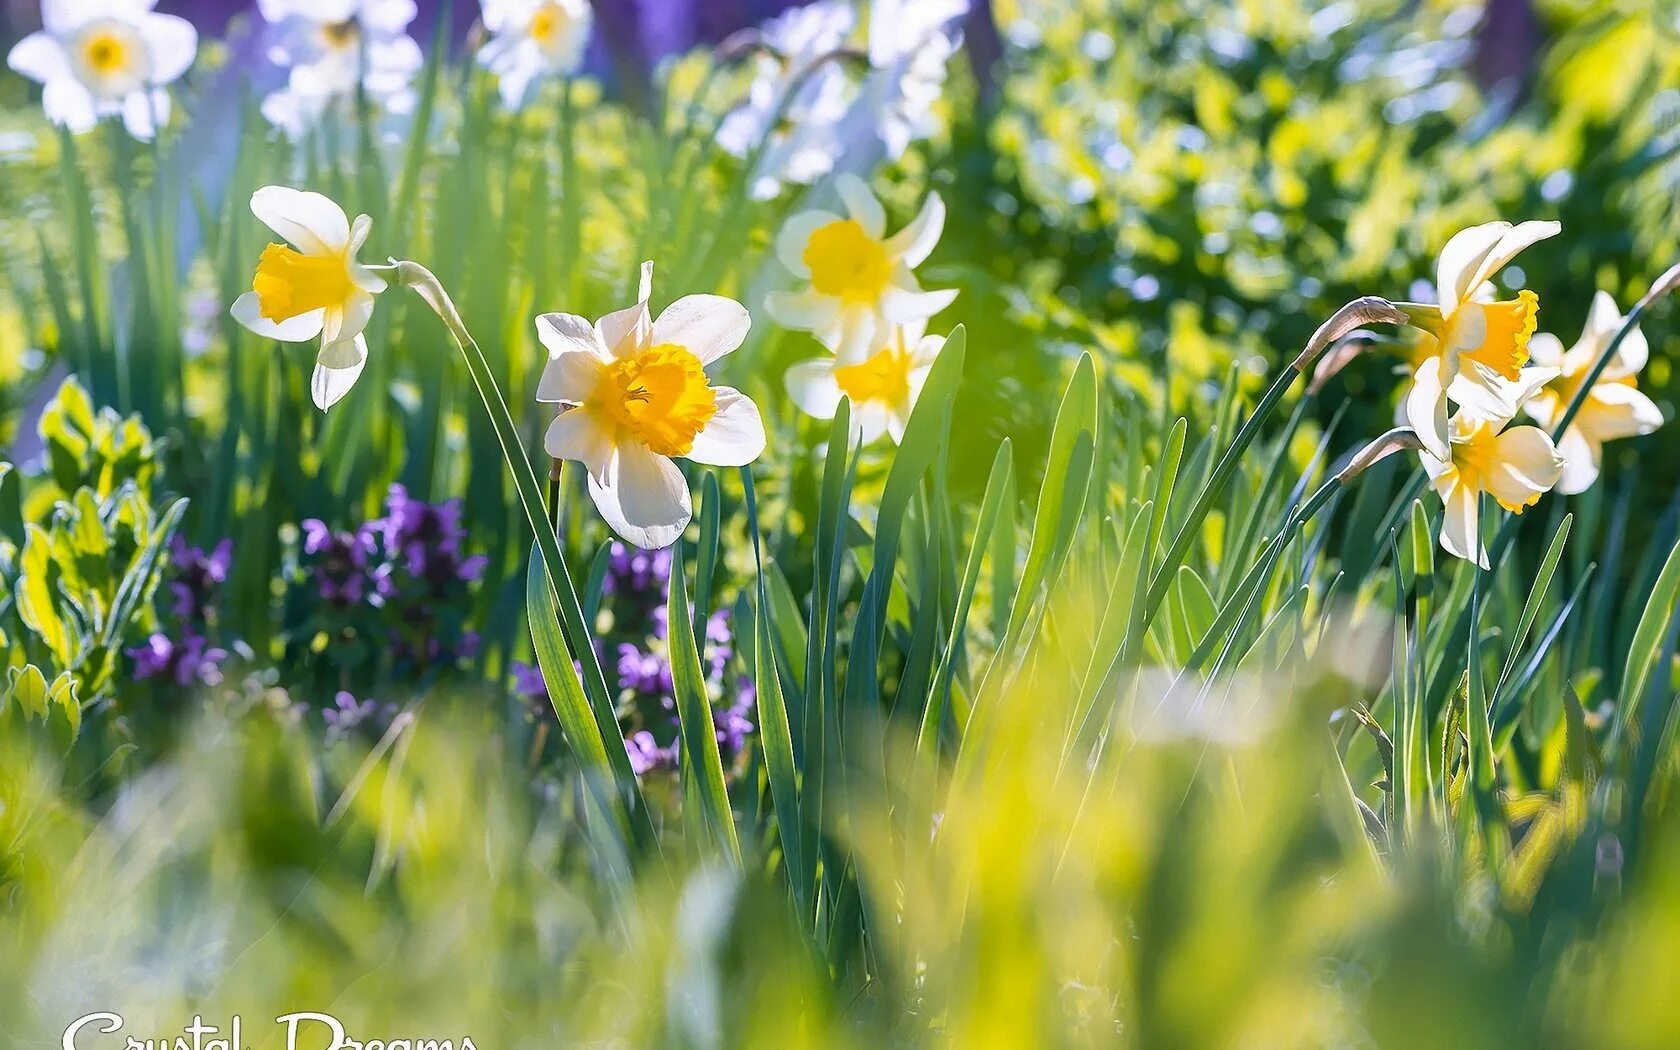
[82,31,129,75]
[804,220,893,304]
[590,344,718,457]
[1456,290,1539,382]
[252,243,354,323]
[321,20,359,49]
[1452,422,1538,514]
[833,345,913,407]
[530,5,562,43]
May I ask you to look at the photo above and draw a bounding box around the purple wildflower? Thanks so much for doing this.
[168,537,232,622]
[300,519,380,606]
[128,631,228,687]
[616,642,674,696]
[322,690,398,745]
[625,730,680,775]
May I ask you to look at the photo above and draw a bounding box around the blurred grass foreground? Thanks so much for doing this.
[5,0,1680,1046]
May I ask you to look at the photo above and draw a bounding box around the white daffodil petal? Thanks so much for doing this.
[834,307,882,365]
[1404,358,1451,461]
[1439,483,1486,569]
[853,402,892,446]
[42,77,98,132]
[765,289,844,342]
[1526,331,1565,369]
[1435,222,1510,316]
[251,186,351,255]
[1554,426,1600,497]
[121,91,169,141]
[775,209,843,277]
[311,335,369,411]
[544,407,614,480]
[317,332,365,369]
[536,312,607,361]
[1465,221,1559,301]
[589,444,692,550]
[652,294,751,365]
[880,283,957,324]
[6,32,71,83]
[1577,383,1664,443]
[687,388,766,466]
[835,173,886,239]
[1486,426,1563,512]
[596,300,651,359]
[784,359,844,421]
[231,292,325,342]
[885,191,946,267]
[1583,291,1648,380]
[536,350,603,404]
[139,12,198,83]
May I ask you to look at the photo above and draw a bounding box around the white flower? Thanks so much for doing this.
[477,0,592,109]
[766,173,956,363]
[1415,361,1564,568]
[6,0,198,140]
[1399,220,1560,460]
[715,0,856,200]
[1523,290,1664,495]
[230,187,388,411]
[849,0,967,160]
[257,0,422,137]
[784,319,944,444]
[536,263,767,549]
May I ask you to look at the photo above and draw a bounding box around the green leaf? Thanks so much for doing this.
[667,541,741,862]
[526,545,633,843]
[8,664,49,720]
[1617,534,1680,742]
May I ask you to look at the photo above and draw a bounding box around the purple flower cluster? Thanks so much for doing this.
[301,519,382,606]
[295,485,487,676]
[129,631,228,687]
[130,537,235,688]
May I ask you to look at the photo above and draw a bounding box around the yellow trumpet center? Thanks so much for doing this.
[591,344,718,457]
[805,220,893,304]
[252,243,354,324]
[833,345,913,407]
[321,20,359,49]
[530,4,562,43]
[82,31,129,75]
[1458,290,1539,382]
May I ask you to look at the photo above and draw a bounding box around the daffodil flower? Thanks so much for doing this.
[784,319,944,444]
[231,187,388,412]
[1415,362,1564,568]
[715,0,856,200]
[1521,290,1664,495]
[1398,220,1560,459]
[767,174,955,363]
[6,0,197,140]
[478,0,592,109]
[258,0,422,136]
[537,264,767,549]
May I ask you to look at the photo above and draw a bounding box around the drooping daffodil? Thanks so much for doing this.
[537,264,767,549]
[477,0,593,110]
[784,318,945,444]
[1416,363,1564,568]
[6,0,198,139]
[1522,290,1664,495]
[1399,220,1560,460]
[231,187,388,411]
[767,174,955,363]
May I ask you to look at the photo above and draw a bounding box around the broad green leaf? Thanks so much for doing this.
[667,542,741,862]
